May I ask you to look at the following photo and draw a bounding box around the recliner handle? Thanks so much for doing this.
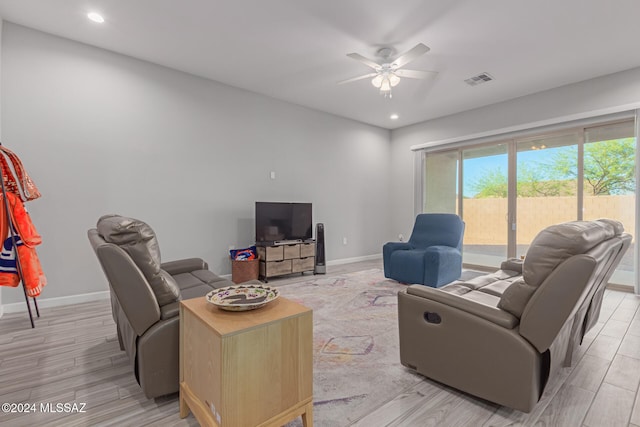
[424,311,442,324]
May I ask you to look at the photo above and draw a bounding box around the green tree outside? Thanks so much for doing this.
[552,138,635,195]
[472,168,507,198]
[470,139,635,198]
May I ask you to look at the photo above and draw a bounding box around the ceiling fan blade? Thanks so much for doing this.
[392,43,430,68]
[395,69,437,79]
[338,73,378,85]
[346,53,382,70]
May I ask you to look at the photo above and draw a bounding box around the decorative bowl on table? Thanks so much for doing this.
[206,284,279,311]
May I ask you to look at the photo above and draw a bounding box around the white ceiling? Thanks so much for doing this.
[0,0,639,130]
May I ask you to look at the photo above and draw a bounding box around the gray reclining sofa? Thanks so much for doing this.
[398,219,631,412]
[88,214,235,398]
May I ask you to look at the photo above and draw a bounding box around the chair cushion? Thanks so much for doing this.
[496,278,534,318]
[172,272,205,290]
[191,270,234,288]
[409,213,464,249]
[461,270,520,290]
[173,270,234,292]
[458,290,502,308]
[439,283,474,296]
[479,279,518,297]
[499,219,622,318]
[97,215,180,306]
[523,220,619,287]
[440,269,520,296]
[181,283,219,300]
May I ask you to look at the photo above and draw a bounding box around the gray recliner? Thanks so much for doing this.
[88,214,235,399]
[398,219,631,412]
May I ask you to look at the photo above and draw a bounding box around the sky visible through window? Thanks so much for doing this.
[463,150,557,198]
[463,137,636,198]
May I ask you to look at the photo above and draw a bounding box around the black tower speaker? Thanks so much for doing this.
[315,223,326,274]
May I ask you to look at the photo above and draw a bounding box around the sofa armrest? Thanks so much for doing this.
[397,289,540,412]
[501,258,523,274]
[424,245,461,260]
[383,242,413,277]
[161,258,208,275]
[160,301,180,320]
[406,285,518,329]
[384,241,413,251]
[422,246,462,287]
[519,255,596,352]
[383,242,413,260]
[137,316,180,398]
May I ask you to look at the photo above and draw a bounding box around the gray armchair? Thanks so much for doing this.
[88,214,235,398]
[398,219,631,412]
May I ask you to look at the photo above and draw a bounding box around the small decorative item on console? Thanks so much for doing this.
[206,284,279,311]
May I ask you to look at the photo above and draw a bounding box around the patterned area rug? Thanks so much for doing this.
[279,269,423,427]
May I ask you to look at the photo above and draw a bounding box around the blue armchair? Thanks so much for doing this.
[384,213,465,287]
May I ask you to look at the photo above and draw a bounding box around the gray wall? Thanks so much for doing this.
[390,66,640,240]
[1,23,391,304]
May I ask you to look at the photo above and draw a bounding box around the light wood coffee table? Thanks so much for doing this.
[179,295,313,427]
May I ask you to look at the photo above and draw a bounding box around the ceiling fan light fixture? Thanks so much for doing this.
[389,72,400,87]
[379,77,391,93]
[346,43,431,98]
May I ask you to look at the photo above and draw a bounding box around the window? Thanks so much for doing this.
[423,150,458,214]
[421,118,637,287]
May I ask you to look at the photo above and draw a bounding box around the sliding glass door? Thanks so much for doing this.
[515,132,580,257]
[421,118,637,287]
[461,144,509,267]
[581,121,636,284]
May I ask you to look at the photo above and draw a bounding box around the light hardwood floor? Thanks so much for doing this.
[1,260,639,427]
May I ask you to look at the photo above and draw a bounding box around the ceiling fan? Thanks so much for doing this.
[339,43,435,98]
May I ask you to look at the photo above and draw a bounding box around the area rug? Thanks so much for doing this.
[279,268,423,427]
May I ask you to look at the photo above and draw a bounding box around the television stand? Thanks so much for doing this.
[273,239,303,246]
[257,241,316,282]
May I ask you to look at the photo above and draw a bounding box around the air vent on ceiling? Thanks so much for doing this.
[464,72,494,87]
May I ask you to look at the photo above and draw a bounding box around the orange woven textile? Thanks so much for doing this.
[0,192,46,296]
[0,146,41,202]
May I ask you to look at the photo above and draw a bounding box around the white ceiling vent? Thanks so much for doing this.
[464,72,494,86]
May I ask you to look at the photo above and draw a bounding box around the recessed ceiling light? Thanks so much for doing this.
[390,114,399,120]
[87,12,105,23]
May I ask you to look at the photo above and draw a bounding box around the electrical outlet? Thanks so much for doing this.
[342,237,348,245]
[398,234,404,242]
[270,171,276,179]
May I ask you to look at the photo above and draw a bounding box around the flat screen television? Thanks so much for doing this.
[255,202,313,244]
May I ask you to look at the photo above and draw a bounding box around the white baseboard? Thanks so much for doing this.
[1,290,110,314]
[0,254,383,315]
[327,253,382,266]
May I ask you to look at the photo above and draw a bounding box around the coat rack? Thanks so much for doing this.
[0,143,39,328]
